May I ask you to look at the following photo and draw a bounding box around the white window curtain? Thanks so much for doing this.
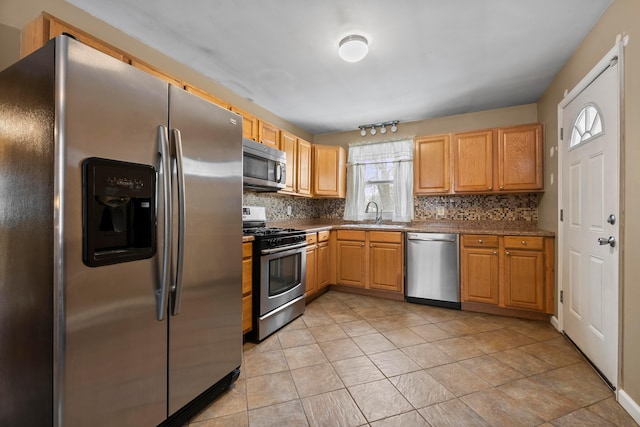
[343,139,414,222]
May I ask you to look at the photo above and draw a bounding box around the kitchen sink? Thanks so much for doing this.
[341,224,408,229]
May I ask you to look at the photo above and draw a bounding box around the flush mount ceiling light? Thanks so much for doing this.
[358,121,399,137]
[338,35,368,62]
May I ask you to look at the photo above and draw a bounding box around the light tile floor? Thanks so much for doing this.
[188,291,637,427]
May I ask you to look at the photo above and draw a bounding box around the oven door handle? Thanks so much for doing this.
[261,242,307,256]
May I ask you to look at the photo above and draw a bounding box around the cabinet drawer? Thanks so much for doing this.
[306,233,317,245]
[318,230,330,242]
[242,257,252,295]
[504,236,544,251]
[369,231,403,243]
[336,230,366,241]
[462,235,499,248]
[242,242,253,258]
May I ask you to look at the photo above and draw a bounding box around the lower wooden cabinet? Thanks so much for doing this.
[305,233,318,298]
[242,242,253,334]
[317,231,330,291]
[461,234,554,318]
[335,230,404,294]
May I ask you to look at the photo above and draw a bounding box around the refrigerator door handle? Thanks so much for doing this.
[171,128,187,316]
[157,125,172,321]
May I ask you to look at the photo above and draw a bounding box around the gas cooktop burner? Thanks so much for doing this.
[242,227,305,237]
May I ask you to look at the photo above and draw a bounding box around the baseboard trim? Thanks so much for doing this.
[550,315,560,331]
[618,389,640,425]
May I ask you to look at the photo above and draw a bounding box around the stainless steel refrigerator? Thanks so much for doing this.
[0,36,242,426]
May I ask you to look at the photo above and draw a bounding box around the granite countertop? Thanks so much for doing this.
[267,218,555,237]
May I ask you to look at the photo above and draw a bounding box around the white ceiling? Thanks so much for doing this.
[67,0,611,134]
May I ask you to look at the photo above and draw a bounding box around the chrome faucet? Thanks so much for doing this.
[365,201,382,224]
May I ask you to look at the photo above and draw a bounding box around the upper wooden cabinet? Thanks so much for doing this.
[297,139,312,196]
[313,145,346,198]
[130,59,183,87]
[21,13,126,61]
[279,132,312,197]
[453,130,494,193]
[258,120,280,148]
[414,134,451,194]
[497,123,543,191]
[230,106,258,141]
[280,131,298,193]
[184,85,229,110]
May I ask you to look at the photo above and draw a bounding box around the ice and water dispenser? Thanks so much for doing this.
[82,158,156,267]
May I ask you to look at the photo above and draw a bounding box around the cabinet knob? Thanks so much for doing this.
[489,186,492,190]
[500,186,504,190]
[478,239,483,243]
[361,243,365,247]
[370,243,373,248]
[493,250,497,255]
[521,240,527,245]
[505,251,510,255]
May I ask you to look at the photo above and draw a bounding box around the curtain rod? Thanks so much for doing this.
[348,137,415,147]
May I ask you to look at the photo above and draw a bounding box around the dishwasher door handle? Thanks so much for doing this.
[407,236,457,243]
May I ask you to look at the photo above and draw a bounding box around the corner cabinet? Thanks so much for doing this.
[313,145,346,198]
[335,230,403,295]
[305,230,330,302]
[414,134,451,194]
[461,234,554,319]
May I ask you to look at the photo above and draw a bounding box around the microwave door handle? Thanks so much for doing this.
[171,128,187,316]
[156,125,172,321]
[276,162,283,183]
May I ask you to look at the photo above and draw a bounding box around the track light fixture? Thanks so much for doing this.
[358,121,399,137]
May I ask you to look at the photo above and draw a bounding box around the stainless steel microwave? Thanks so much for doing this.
[242,138,286,192]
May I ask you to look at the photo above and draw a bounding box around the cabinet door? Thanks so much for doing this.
[297,139,312,196]
[368,242,403,292]
[461,247,499,304]
[241,242,253,334]
[258,120,280,148]
[306,246,317,298]
[414,134,451,194]
[313,145,346,197]
[131,59,182,87]
[336,240,366,287]
[231,106,258,140]
[453,130,494,192]
[497,124,543,191]
[503,249,545,311]
[279,131,298,193]
[317,242,330,290]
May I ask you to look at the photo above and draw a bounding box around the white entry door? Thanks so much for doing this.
[560,58,620,388]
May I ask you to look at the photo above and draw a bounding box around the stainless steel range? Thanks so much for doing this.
[242,206,306,341]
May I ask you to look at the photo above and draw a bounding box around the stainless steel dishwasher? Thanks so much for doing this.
[406,233,460,309]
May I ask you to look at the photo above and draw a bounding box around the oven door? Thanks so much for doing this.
[259,243,306,315]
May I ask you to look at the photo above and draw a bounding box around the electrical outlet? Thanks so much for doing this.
[436,206,445,217]
[287,205,292,216]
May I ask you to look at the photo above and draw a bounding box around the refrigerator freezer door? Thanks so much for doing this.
[167,86,243,414]
[62,38,169,426]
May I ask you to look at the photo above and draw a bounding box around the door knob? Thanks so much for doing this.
[597,236,616,247]
[607,214,616,225]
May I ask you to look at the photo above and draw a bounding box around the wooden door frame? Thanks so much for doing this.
[556,36,626,389]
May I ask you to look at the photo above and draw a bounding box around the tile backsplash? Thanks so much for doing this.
[243,191,538,222]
